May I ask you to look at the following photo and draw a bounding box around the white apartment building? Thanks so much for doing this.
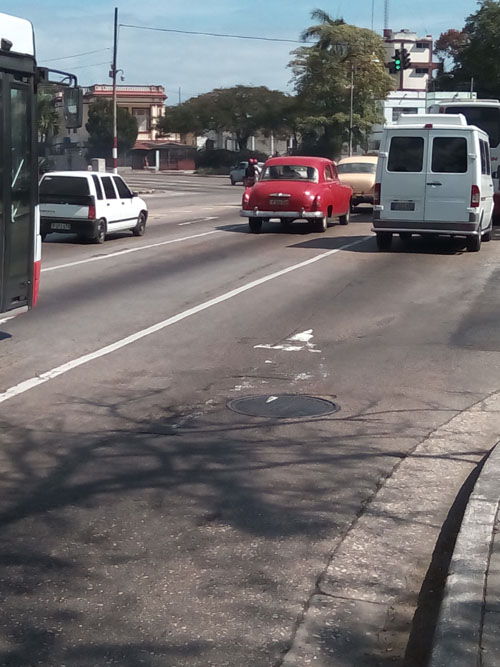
[384,29,439,92]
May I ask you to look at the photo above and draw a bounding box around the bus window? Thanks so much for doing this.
[447,106,500,148]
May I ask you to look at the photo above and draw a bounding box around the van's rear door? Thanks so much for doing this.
[382,132,427,222]
[424,131,470,223]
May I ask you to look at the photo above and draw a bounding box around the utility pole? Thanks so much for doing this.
[348,64,354,157]
[111,7,118,174]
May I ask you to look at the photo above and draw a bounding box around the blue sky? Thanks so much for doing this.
[7,1,482,105]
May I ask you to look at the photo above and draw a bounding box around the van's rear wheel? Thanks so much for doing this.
[93,218,107,244]
[467,234,481,252]
[376,232,393,251]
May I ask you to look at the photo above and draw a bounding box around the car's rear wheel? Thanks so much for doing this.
[41,231,47,241]
[249,217,262,234]
[339,204,351,225]
[93,218,107,244]
[132,211,147,237]
[230,178,236,186]
[482,228,492,242]
[313,215,327,233]
[376,232,392,251]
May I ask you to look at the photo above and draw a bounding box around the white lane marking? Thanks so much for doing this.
[266,396,278,403]
[0,235,370,404]
[178,216,218,226]
[255,328,319,353]
[0,308,28,326]
[41,230,222,273]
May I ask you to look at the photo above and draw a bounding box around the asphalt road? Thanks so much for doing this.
[1,172,500,666]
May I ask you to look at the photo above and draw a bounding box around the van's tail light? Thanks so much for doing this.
[471,185,480,207]
[88,198,96,220]
[374,183,381,206]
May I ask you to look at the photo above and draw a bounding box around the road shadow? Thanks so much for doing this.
[0,387,488,666]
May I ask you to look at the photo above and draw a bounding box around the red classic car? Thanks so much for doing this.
[240,156,353,233]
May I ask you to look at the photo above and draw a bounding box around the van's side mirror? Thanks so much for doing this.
[492,170,498,179]
[63,87,83,129]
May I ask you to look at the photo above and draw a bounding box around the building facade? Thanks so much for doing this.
[384,29,439,92]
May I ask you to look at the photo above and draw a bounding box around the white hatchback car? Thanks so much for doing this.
[39,171,148,243]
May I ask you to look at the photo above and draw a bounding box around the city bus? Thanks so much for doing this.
[0,12,81,314]
[428,99,500,218]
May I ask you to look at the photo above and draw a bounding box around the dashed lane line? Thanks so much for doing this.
[41,230,222,273]
[0,235,370,404]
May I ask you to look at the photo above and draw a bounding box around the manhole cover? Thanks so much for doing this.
[227,394,339,419]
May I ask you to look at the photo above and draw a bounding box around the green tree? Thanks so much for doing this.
[85,99,138,160]
[289,10,393,156]
[438,0,500,98]
[37,91,59,144]
[158,85,295,150]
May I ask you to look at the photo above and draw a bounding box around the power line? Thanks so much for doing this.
[40,48,111,63]
[120,23,303,44]
[66,61,110,70]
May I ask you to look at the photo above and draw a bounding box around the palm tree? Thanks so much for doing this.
[300,10,347,52]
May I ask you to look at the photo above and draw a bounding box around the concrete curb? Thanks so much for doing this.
[429,442,500,667]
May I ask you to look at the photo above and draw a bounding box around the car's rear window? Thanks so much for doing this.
[40,176,90,197]
[261,165,318,182]
[39,176,92,205]
[337,163,377,174]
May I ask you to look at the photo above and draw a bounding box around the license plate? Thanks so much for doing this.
[391,202,415,211]
[269,199,288,206]
[51,222,71,230]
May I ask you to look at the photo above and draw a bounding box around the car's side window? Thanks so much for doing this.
[324,165,334,181]
[91,175,104,200]
[113,176,132,198]
[101,176,117,199]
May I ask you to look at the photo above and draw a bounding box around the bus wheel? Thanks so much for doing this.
[93,219,107,244]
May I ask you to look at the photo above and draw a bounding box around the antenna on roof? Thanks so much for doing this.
[384,0,389,30]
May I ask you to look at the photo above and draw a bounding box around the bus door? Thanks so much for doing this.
[0,69,36,312]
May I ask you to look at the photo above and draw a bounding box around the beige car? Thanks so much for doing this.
[337,155,378,209]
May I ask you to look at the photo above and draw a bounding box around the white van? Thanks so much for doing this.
[39,171,148,244]
[372,114,493,252]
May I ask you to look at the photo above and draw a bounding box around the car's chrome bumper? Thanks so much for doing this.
[240,209,324,219]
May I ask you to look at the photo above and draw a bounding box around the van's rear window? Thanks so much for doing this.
[388,136,424,172]
[431,137,467,173]
[40,176,90,197]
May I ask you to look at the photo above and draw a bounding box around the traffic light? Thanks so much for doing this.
[392,49,402,72]
[402,48,411,70]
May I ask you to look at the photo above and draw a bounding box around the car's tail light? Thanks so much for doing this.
[471,185,480,207]
[374,183,381,206]
[242,191,251,208]
[88,201,96,219]
[311,195,321,211]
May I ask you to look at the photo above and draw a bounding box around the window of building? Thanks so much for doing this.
[415,42,430,49]
[415,68,429,74]
[392,107,418,122]
[132,108,150,133]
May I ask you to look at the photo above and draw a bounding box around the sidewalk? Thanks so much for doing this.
[430,441,500,666]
